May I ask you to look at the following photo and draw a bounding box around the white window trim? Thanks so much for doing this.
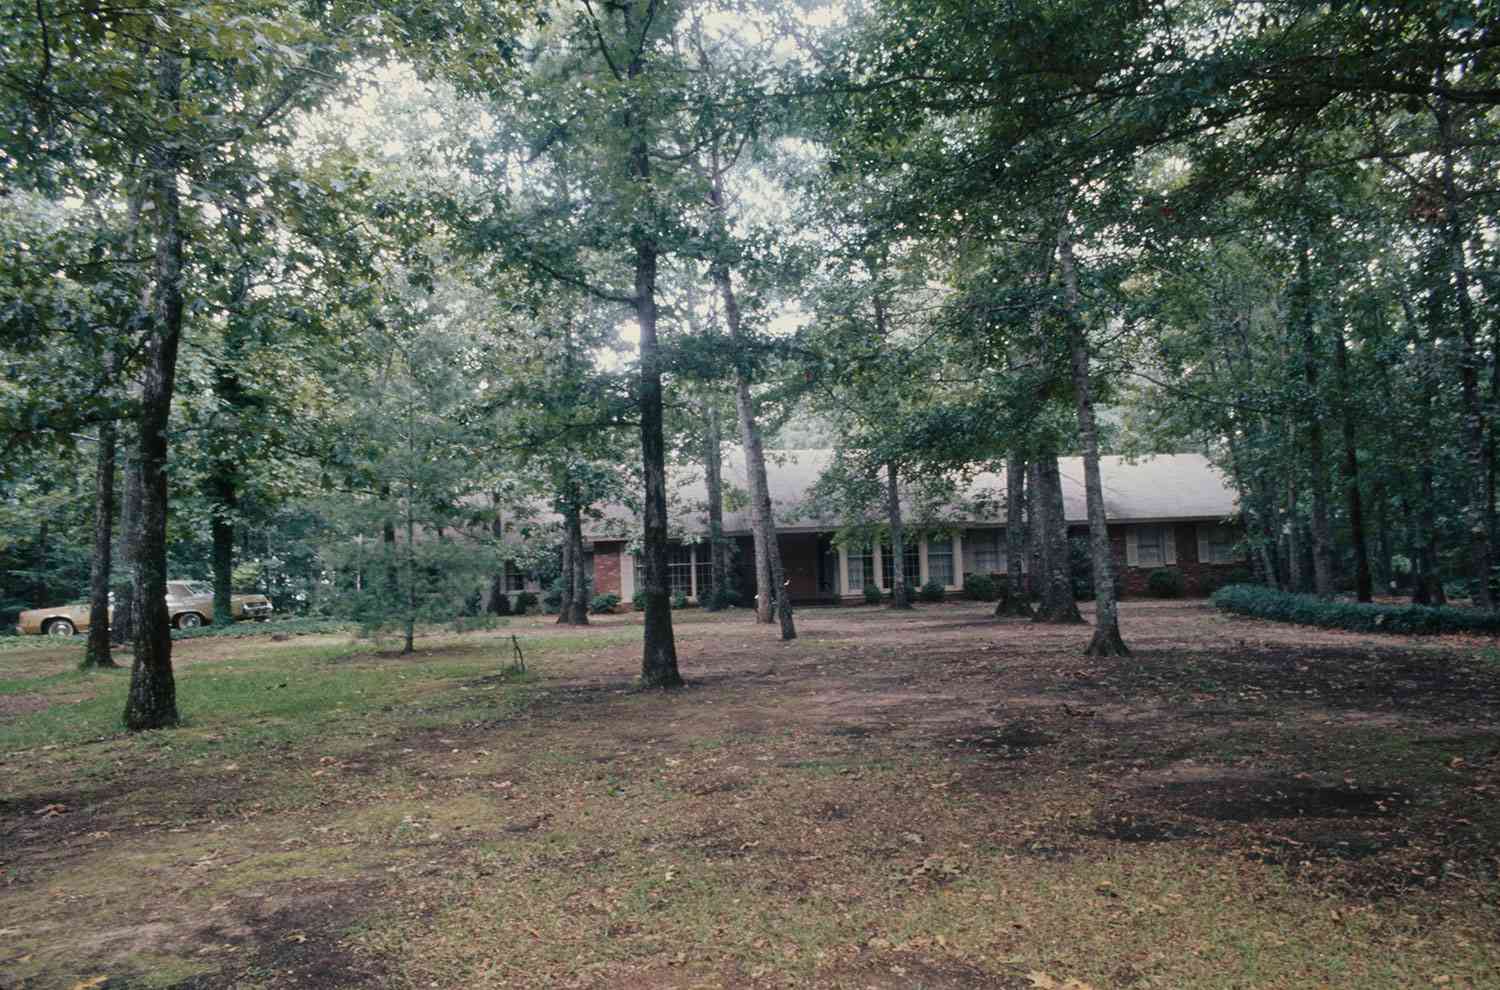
[1126,525,1176,568]
[1196,523,1243,565]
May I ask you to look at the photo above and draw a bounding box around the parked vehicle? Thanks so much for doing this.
[15,581,273,636]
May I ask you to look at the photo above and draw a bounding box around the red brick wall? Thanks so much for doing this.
[593,541,622,596]
[1110,522,1246,598]
[780,534,823,599]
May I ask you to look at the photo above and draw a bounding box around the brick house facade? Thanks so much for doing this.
[585,452,1245,606]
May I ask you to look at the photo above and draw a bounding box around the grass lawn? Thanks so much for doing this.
[1,601,1497,989]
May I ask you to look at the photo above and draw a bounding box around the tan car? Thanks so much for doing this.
[16,581,273,636]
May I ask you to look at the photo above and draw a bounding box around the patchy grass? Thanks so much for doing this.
[2,602,1499,989]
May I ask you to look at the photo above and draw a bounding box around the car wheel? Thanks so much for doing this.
[177,612,204,629]
[46,618,77,637]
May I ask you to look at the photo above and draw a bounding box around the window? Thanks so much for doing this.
[667,545,695,597]
[927,537,955,586]
[504,563,526,592]
[881,541,921,589]
[847,545,873,591]
[1128,525,1176,567]
[1198,524,1241,564]
[1136,527,1164,566]
[969,530,1005,573]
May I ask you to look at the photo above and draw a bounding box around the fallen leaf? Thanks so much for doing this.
[69,978,109,990]
[284,932,308,944]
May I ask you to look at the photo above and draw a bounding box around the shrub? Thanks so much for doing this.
[671,591,689,609]
[589,593,620,614]
[1146,568,1185,598]
[963,573,997,601]
[919,579,945,603]
[632,590,647,611]
[512,591,539,614]
[1211,583,1500,635]
[542,578,564,614]
[1200,567,1252,596]
[703,584,739,611]
[492,592,512,616]
[862,583,882,605]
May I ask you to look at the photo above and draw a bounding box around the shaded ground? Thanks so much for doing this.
[2,601,1498,989]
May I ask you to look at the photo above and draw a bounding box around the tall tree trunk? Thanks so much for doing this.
[403,479,416,655]
[208,471,237,626]
[1373,478,1392,593]
[557,495,588,625]
[124,54,184,731]
[885,461,912,609]
[568,506,588,624]
[1406,290,1448,605]
[556,523,574,623]
[701,402,731,608]
[625,36,682,684]
[997,454,1033,617]
[113,448,141,647]
[1284,455,1309,593]
[1057,224,1127,655]
[382,484,398,604]
[1033,453,1084,624]
[1435,97,1495,607]
[1027,460,1044,600]
[1415,464,1448,606]
[83,420,118,669]
[708,166,794,641]
[1291,230,1335,597]
[485,496,506,614]
[1334,327,1372,602]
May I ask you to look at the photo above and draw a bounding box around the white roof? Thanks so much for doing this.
[587,450,1237,540]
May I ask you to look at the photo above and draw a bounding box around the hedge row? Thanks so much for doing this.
[1211,583,1500,635]
[172,617,354,640]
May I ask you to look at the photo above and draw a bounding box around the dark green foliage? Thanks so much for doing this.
[512,591,538,614]
[1212,585,1500,635]
[589,593,620,614]
[670,591,689,609]
[632,590,647,611]
[1146,568,1185,599]
[543,579,564,614]
[963,573,998,601]
[493,593,512,616]
[863,583,882,605]
[702,584,740,612]
[172,617,354,640]
[919,580,945,603]
[1200,568,1253,596]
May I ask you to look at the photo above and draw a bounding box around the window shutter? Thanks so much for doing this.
[1197,525,1209,565]
[1164,526,1177,565]
[1125,528,1138,567]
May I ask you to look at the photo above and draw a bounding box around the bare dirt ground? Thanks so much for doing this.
[2,600,1498,989]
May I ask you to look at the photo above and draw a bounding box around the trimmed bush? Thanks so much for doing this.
[1212,583,1500,635]
[512,591,539,614]
[1200,567,1253,596]
[589,593,620,614]
[492,592,512,616]
[671,591,689,609]
[919,579,945,603]
[1146,568,1185,599]
[862,583,882,605]
[703,584,739,611]
[632,590,647,611]
[963,573,997,602]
